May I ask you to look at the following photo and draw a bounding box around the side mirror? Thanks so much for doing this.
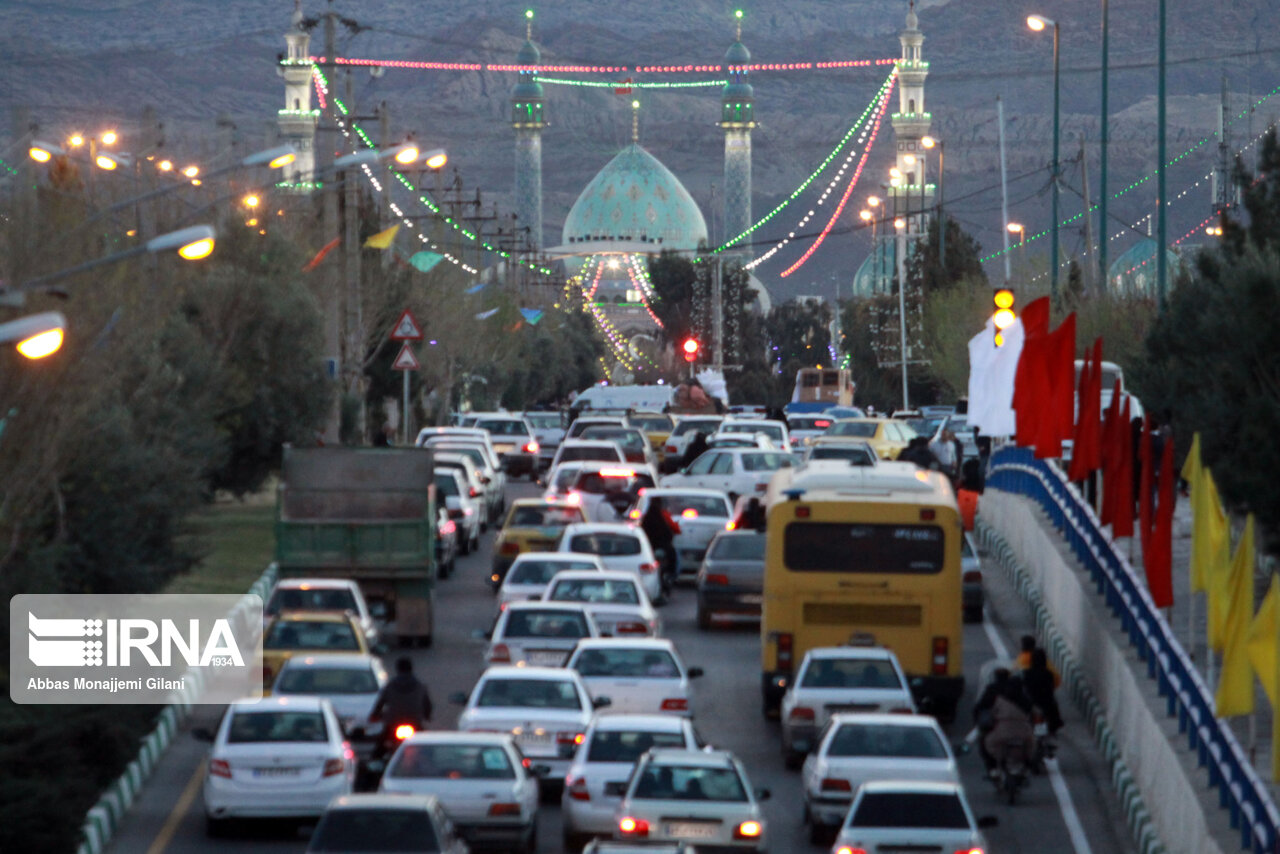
[592,695,612,709]
[687,667,704,679]
[448,691,469,705]
[755,788,772,801]
[191,727,215,743]
[977,815,999,829]
[530,764,553,778]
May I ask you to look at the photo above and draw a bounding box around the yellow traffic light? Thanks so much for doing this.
[993,288,1016,345]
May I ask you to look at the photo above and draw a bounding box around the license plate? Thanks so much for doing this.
[738,594,763,604]
[826,704,877,714]
[515,732,551,746]
[664,821,718,839]
[527,650,566,666]
[252,767,300,777]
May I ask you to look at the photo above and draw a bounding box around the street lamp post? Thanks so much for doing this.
[922,136,945,269]
[894,216,909,412]
[1028,14,1061,301]
[1007,222,1027,275]
[867,195,882,292]
[0,312,66,360]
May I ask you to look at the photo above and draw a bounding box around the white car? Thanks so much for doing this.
[544,570,660,637]
[557,522,662,604]
[434,452,492,530]
[435,468,482,554]
[780,647,916,767]
[309,794,469,854]
[567,638,702,715]
[379,731,541,852]
[801,714,958,842]
[264,578,379,648]
[801,438,878,467]
[628,489,733,580]
[561,713,703,850]
[661,416,725,473]
[829,780,993,854]
[474,414,540,479]
[487,600,600,667]
[787,414,839,446]
[716,418,792,453]
[706,433,776,452]
[424,439,507,522]
[497,553,606,612]
[551,439,628,470]
[271,654,388,738]
[566,462,660,523]
[524,410,567,472]
[453,665,607,786]
[417,426,500,468]
[614,748,769,850]
[198,696,355,834]
[543,460,592,500]
[660,449,793,503]
[566,416,628,440]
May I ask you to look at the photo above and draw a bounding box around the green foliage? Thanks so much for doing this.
[497,303,606,409]
[906,216,989,292]
[647,251,698,343]
[765,299,832,403]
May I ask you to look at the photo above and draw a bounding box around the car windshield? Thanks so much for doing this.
[559,447,620,463]
[829,724,947,759]
[849,792,970,829]
[799,658,904,689]
[264,619,360,651]
[432,445,488,468]
[723,423,783,441]
[509,560,594,585]
[509,505,582,527]
[574,647,678,678]
[630,415,673,432]
[548,578,640,604]
[309,808,440,852]
[568,533,641,556]
[477,419,531,436]
[655,495,728,518]
[434,475,460,497]
[276,666,377,695]
[475,678,583,709]
[227,710,328,743]
[709,534,766,560]
[741,452,790,472]
[587,730,687,762]
[266,587,357,616]
[672,420,721,437]
[501,610,591,639]
[524,413,563,430]
[810,446,875,465]
[389,743,515,779]
[828,421,877,437]
[789,417,833,431]
[632,764,748,802]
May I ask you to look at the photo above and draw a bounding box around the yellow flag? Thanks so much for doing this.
[1248,574,1279,708]
[363,224,400,249]
[1216,515,1255,717]
[1202,473,1233,650]
[1182,433,1204,586]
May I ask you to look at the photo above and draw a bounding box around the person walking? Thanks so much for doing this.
[680,431,709,469]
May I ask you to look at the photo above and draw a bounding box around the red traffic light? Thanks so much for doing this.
[682,338,699,362]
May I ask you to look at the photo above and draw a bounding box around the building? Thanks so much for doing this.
[276,1,319,190]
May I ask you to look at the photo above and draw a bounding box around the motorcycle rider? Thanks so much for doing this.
[369,657,433,760]
[1022,647,1064,735]
[974,667,1036,778]
[640,495,681,594]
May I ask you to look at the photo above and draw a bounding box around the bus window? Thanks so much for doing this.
[783,523,946,573]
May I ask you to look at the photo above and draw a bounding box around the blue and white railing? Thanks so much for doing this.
[988,446,1279,853]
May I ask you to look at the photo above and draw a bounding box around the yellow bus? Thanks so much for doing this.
[759,461,964,721]
[792,367,855,406]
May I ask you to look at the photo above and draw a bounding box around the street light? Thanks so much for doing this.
[0,312,67,360]
[894,217,909,412]
[1007,222,1027,272]
[921,135,946,268]
[1027,13,1061,301]
[99,130,118,146]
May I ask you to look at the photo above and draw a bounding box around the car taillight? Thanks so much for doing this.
[448,508,464,520]
[490,573,501,583]
[704,573,729,586]
[639,562,657,574]
[565,492,581,505]
[488,802,521,816]
[776,632,794,671]
[490,643,511,663]
[956,849,984,854]
[500,542,521,555]
[963,570,982,583]
[725,520,736,530]
[618,816,649,837]
[734,820,763,839]
[932,636,949,675]
[323,758,346,777]
[209,759,232,778]
[789,706,815,721]
[567,777,591,801]
[616,621,648,635]
[660,698,688,711]
[468,487,480,497]
[440,519,456,535]
[754,482,768,491]
[665,445,677,454]
[821,777,852,792]
[556,731,583,756]
[836,848,868,854]
[394,724,415,740]
[681,508,699,519]
[628,508,641,520]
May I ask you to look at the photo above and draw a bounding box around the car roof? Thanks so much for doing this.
[721,418,785,428]
[273,578,358,591]
[510,552,602,565]
[828,712,941,728]
[561,440,625,449]
[572,637,676,652]
[590,712,693,731]
[510,498,578,509]
[858,780,965,796]
[272,611,358,625]
[641,488,729,499]
[644,747,737,767]
[326,793,439,812]
[480,665,583,681]
[230,695,327,711]
[502,600,593,614]
[402,731,514,746]
[547,570,639,583]
[277,654,378,670]
[475,415,527,423]
[803,646,897,662]
[563,522,644,535]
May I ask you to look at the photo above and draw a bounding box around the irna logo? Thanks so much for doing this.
[28,613,245,668]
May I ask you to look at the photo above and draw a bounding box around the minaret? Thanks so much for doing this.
[718,12,755,261]
[277,0,318,189]
[891,1,933,234]
[511,14,546,251]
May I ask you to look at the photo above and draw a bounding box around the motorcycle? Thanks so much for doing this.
[356,721,420,785]
[991,738,1031,804]
[1032,710,1057,773]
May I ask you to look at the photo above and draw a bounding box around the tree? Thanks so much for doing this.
[647,250,699,345]
[906,216,988,293]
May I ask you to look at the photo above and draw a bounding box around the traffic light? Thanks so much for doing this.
[992,288,1016,346]
[682,337,700,363]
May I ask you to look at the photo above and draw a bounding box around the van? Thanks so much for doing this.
[571,384,675,413]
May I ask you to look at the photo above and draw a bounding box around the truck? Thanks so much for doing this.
[275,446,437,647]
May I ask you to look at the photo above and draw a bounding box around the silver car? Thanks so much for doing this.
[271,653,388,738]
[486,601,600,668]
[695,531,766,630]
[543,570,661,638]
[630,489,733,581]
[566,639,703,716]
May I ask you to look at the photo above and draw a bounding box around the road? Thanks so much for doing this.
[106,479,1137,854]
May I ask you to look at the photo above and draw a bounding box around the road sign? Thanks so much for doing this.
[389,309,423,341]
[391,342,419,371]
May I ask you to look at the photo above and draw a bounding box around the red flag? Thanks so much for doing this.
[1146,427,1176,607]
[1033,313,1077,459]
[1138,416,1154,557]
[1112,397,1135,538]
[1012,296,1052,447]
[1099,378,1124,526]
[302,236,342,272]
[1068,338,1104,481]
[615,78,633,94]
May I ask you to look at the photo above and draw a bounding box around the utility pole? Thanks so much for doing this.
[319,1,342,442]
[711,257,724,372]
[343,66,365,441]
[1080,136,1096,296]
[998,96,1012,285]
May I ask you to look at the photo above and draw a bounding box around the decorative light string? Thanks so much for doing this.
[535,77,725,89]
[311,67,328,110]
[312,56,896,74]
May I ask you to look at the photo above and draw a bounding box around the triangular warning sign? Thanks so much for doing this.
[391,342,420,371]
[389,308,423,341]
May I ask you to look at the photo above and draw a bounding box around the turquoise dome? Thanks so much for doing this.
[516,39,541,65]
[561,144,708,250]
[1106,238,1184,297]
[725,41,751,64]
[851,244,894,297]
[512,40,543,99]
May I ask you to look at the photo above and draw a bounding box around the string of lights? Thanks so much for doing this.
[534,77,725,89]
[311,56,896,75]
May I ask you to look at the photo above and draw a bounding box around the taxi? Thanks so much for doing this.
[491,499,587,585]
[821,417,917,460]
[261,611,373,690]
[627,412,676,462]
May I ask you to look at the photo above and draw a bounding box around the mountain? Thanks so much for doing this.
[4,0,1277,301]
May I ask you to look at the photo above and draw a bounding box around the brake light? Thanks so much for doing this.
[776,632,794,671]
[821,777,852,792]
[567,776,591,801]
[490,643,511,663]
[488,802,521,816]
[921,508,936,520]
[704,573,729,585]
[836,848,868,854]
[629,509,641,520]
[725,520,736,530]
[500,542,521,555]
[754,482,767,492]
[796,505,811,518]
[600,467,636,477]
[660,698,688,711]
[735,820,763,839]
[666,445,677,454]
[564,492,581,505]
[932,636,949,675]
[956,849,984,854]
[469,487,480,498]
[681,508,699,519]
[616,621,649,635]
[556,731,582,746]
[523,442,539,454]
[619,816,650,837]
[963,570,982,583]
[209,759,232,778]
[815,419,831,427]
[323,758,346,777]
[440,519,456,535]
[639,562,657,574]
[788,706,815,721]
[394,724,416,741]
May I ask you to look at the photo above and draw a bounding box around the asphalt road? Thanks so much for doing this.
[106,478,1137,854]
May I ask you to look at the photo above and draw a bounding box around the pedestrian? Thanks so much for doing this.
[929,428,958,482]
[680,431,709,469]
[898,437,939,471]
[957,459,983,532]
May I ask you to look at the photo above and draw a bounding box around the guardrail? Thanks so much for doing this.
[987,445,1280,853]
